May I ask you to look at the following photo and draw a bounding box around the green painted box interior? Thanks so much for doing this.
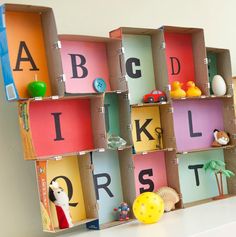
[122,34,156,104]
[207,52,218,94]
[178,150,228,204]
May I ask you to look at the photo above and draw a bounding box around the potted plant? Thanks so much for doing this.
[204,160,235,200]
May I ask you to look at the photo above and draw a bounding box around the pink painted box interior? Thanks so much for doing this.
[60,40,111,94]
[173,99,224,152]
[29,98,94,157]
[133,151,168,195]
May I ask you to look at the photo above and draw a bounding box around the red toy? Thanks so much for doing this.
[143,90,167,103]
[49,181,73,229]
[114,202,130,221]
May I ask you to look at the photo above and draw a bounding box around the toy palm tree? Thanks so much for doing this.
[204,160,235,198]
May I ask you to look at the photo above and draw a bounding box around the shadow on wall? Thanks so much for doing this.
[0,66,52,237]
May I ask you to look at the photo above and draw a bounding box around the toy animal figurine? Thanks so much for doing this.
[212,129,230,147]
[114,202,130,221]
[156,187,180,212]
[49,181,73,229]
[170,81,186,99]
[186,81,202,97]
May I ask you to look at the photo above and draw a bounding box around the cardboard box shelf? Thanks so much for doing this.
[86,149,136,229]
[104,91,132,149]
[18,95,106,160]
[110,27,165,105]
[207,47,233,96]
[0,4,61,100]
[132,150,182,207]
[57,35,127,95]
[151,26,209,98]
[131,103,175,154]
[36,154,98,233]
[172,97,236,153]
[1,6,235,231]
[177,149,236,207]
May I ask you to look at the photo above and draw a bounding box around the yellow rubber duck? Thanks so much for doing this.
[170,81,186,99]
[186,81,202,97]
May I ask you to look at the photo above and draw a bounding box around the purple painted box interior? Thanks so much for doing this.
[173,99,224,152]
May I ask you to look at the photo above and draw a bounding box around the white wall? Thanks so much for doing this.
[0,0,235,236]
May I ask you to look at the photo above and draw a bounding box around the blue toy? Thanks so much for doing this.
[114,202,130,221]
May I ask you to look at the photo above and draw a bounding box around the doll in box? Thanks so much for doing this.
[49,181,73,229]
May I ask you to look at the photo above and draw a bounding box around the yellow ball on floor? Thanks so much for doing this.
[132,192,164,224]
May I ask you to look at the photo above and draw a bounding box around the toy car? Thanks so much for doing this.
[143,90,167,103]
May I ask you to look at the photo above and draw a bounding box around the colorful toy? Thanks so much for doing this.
[132,192,164,224]
[143,89,167,103]
[156,187,180,212]
[170,81,186,99]
[114,202,130,221]
[49,181,73,229]
[186,81,202,97]
[211,129,230,147]
[204,160,235,199]
[27,75,47,97]
[211,75,227,96]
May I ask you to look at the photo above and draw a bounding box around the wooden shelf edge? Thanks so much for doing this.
[133,148,175,155]
[172,95,233,101]
[176,145,235,155]
[131,101,170,108]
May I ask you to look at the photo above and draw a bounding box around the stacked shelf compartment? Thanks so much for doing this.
[1,3,236,233]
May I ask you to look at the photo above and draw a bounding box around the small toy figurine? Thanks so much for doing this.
[143,89,167,103]
[170,81,186,99]
[211,129,230,147]
[186,81,202,97]
[114,202,130,221]
[49,181,73,229]
[204,160,235,199]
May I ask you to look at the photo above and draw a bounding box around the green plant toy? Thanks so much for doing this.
[204,160,235,199]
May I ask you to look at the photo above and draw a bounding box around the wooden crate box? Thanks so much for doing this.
[172,98,236,153]
[0,4,61,100]
[152,26,209,98]
[86,149,136,229]
[18,95,106,160]
[131,103,175,153]
[207,47,233,96]
[104,91,132,149]
[110,27,163,105]
[36,154,97,233]
[57,35,127,95]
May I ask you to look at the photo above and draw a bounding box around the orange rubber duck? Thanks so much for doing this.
[186,81,202,97]
[170,81,186,99]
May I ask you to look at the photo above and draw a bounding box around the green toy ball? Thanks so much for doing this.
[27,75,47,97]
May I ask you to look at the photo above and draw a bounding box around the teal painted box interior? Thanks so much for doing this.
[92,150,124,225]
[122,34,156,104]
[207,52,218,94]
[178,150,228,204]
[104,93,120,136]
